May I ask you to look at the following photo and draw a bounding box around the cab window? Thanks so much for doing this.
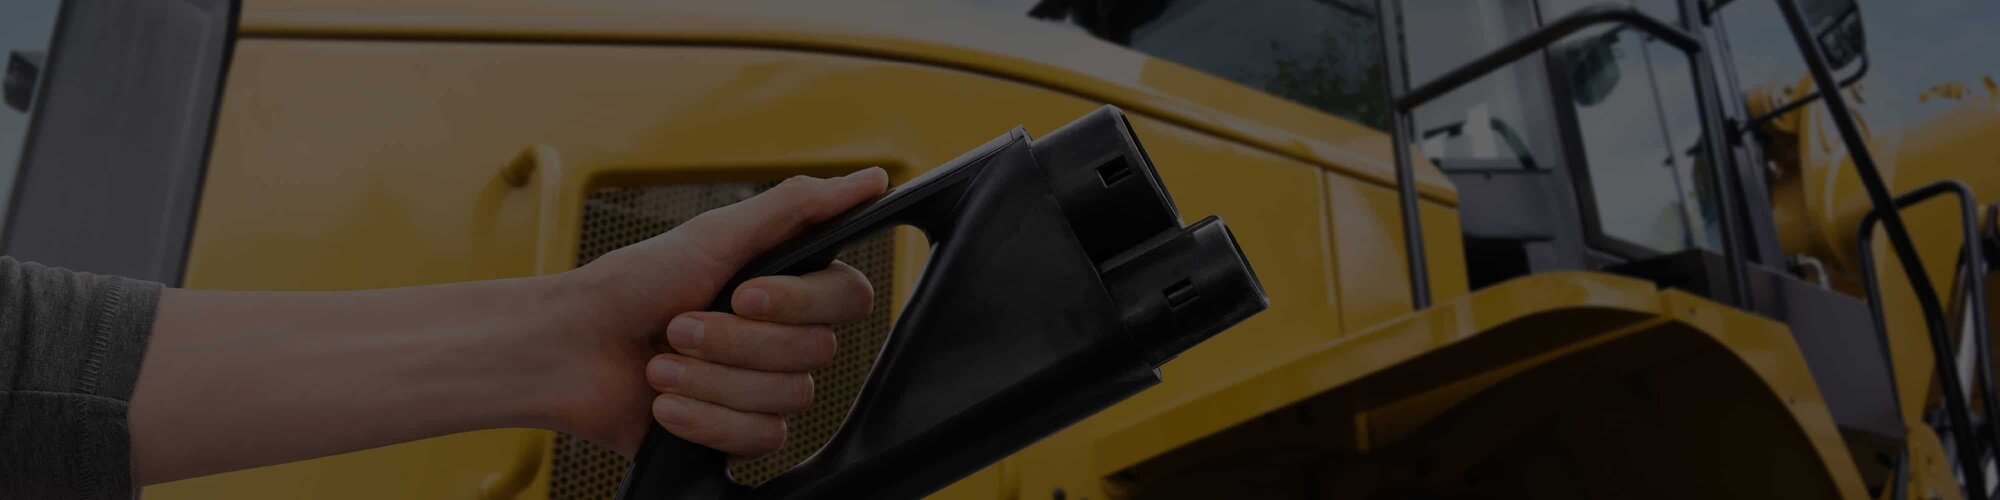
[1400,1,1560,171]
[1025,0,1390,130]
[1544,0,1722,254]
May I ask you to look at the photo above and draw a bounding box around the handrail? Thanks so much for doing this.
[1373,0,1429,308]
[1674,0,1755,310]
[1779,0,1988,493]
[1376,2,1752,309]
[1396,6,1698,112]
[1856,181,1998,498]
[1986,204,1999,262]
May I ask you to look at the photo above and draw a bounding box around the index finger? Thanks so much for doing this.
[732,260,874,324]
[675,168,888,272]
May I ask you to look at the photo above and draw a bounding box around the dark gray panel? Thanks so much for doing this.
[1447,167,1566,242]
[3,0,238,284]
[1765,267,1903,441]
[1608,249,1904,442]
[1446,166,1590,289]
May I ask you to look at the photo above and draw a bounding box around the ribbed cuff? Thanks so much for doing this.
[0,257,164,499]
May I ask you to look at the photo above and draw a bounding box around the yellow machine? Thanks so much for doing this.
[7,0,2000,498]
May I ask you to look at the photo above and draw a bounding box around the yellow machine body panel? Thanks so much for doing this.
[143,0,1984,499]
[1762,76,2000,426]
[1768,79,2000,272]
[147,24,1466,498]
[1046,274,1872,499]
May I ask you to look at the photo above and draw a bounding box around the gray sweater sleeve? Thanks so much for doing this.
[0,257,164,499]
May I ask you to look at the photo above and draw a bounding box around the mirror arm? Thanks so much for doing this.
[1733,52,1868,137]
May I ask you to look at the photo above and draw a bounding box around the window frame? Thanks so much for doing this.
[1533,1,1777,266]
[1541,21,1676,261]
[2,0,241,285]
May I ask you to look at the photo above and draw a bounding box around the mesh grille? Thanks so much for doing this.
[552,182,897,499]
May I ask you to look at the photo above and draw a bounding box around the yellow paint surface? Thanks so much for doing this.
[159,35,1389,499]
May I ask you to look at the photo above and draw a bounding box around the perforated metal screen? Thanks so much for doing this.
[552,181,896,499]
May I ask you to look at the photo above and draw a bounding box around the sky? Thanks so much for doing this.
[1720,0,2000,134]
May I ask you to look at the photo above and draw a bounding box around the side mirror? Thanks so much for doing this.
[1562,30,1623,107]
[4,51,43,113]
[1807,0,1864,68]
[1713,0,1865,69]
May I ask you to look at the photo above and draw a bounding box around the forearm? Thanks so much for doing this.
[120,169,885,487]
[128,275,594,485]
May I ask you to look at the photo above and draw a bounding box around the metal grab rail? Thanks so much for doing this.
[1373,2,1753,309]
[1372,0,1429,309]
[1987,204,2000,264]
[1396,8,1698,110]
[1856,181,1998,498]
[1775,0,1987,495]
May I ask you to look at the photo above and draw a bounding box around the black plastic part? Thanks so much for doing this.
[614,106,1267,500]
[1102,217,1263,367]
[1031,108,1182,265]
[4,51,42,113]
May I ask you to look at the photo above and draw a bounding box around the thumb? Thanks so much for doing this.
[671,167,888,272]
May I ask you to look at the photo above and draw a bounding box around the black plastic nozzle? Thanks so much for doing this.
[1101,216,1265,367]
[5,51,45,113]
[616,105,1266,500]
[1028,106,1264,367]
[1032,106,1182,265]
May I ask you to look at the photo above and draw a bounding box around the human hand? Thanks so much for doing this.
[548,168,888,457]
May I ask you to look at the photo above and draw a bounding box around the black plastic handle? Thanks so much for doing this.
[613,106,1266,500]
[613,131,1016,500]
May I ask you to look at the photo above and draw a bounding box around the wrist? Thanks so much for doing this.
[519,269,649,438]
[450,273,583,433]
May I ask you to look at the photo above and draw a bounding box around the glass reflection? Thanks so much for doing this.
[1026,0,1390,129]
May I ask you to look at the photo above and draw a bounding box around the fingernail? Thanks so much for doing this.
[844,166,886,185]
[666,316,705,353]
[738,288,771,316]
[654,395,691,427]
[648,357,686,388]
